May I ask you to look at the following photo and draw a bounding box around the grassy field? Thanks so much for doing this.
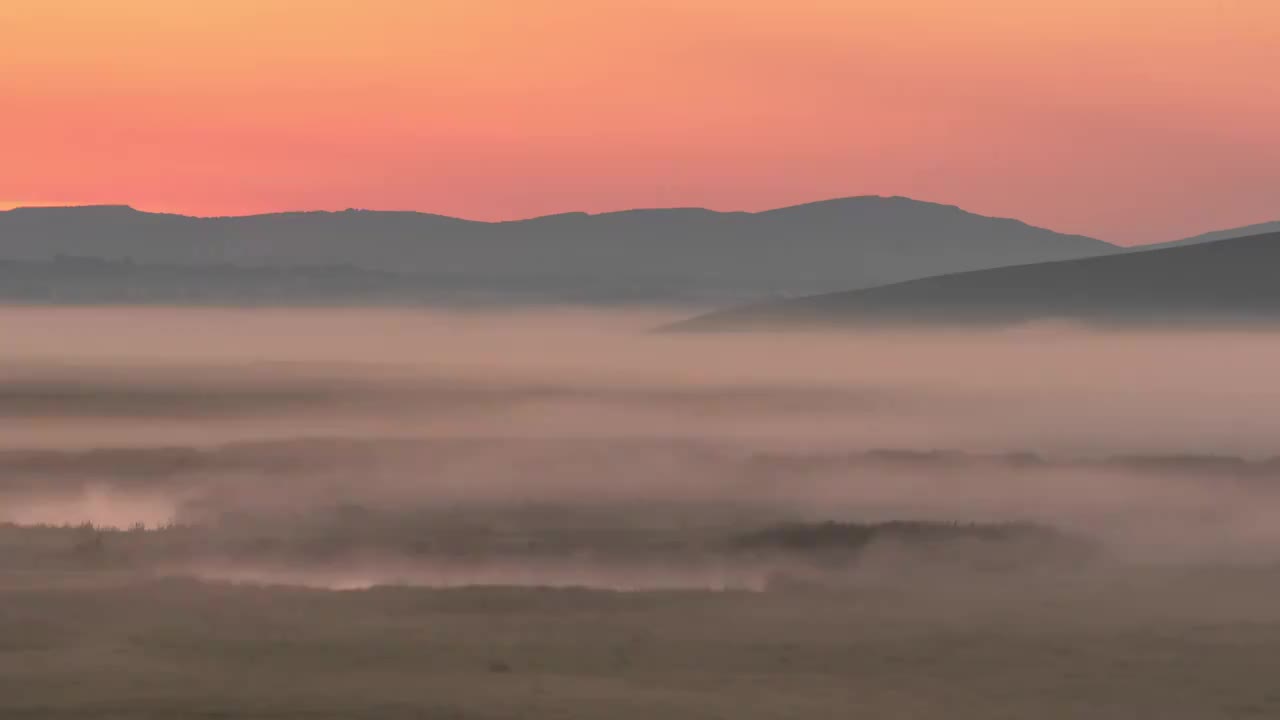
[5,314,1280,718]
[3,568,1280,719]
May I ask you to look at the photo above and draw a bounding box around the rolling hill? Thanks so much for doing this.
[668,230,1280,331]
[1142,220,1280,251]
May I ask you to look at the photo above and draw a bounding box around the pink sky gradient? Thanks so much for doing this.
[3,0,1277,244]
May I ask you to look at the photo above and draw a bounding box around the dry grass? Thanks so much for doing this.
[3,569,1280,719]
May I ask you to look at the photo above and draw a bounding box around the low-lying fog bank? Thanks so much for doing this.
[3,307,1280,589]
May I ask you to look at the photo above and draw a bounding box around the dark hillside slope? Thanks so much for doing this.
[670,231,1280,330]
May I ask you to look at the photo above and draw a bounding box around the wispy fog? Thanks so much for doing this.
[3,307,1280,587]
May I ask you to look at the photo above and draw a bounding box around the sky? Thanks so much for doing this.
[2,0,1277,245]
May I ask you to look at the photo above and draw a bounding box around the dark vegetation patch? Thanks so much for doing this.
[733,521,1097,573]
[734,520,1062,551]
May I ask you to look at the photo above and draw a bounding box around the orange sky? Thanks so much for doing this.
[2,0,1277,243]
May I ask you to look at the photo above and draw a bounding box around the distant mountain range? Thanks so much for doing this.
[1137,221,1280,251]
[0,197,1116,305]
[668,230,1280,331]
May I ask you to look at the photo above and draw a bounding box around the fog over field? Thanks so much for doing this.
[4,307,1280,587]
[6,306,1280,453]
[6,306,1280,719]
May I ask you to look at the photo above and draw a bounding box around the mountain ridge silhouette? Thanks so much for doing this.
[0,196,1116,304]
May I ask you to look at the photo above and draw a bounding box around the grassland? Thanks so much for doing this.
[3,531,1280,719]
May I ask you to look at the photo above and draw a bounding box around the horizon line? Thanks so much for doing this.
[4,196,1276,249]
[2,195,1128,245]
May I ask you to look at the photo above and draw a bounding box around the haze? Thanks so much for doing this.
[4,307,1280,570]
